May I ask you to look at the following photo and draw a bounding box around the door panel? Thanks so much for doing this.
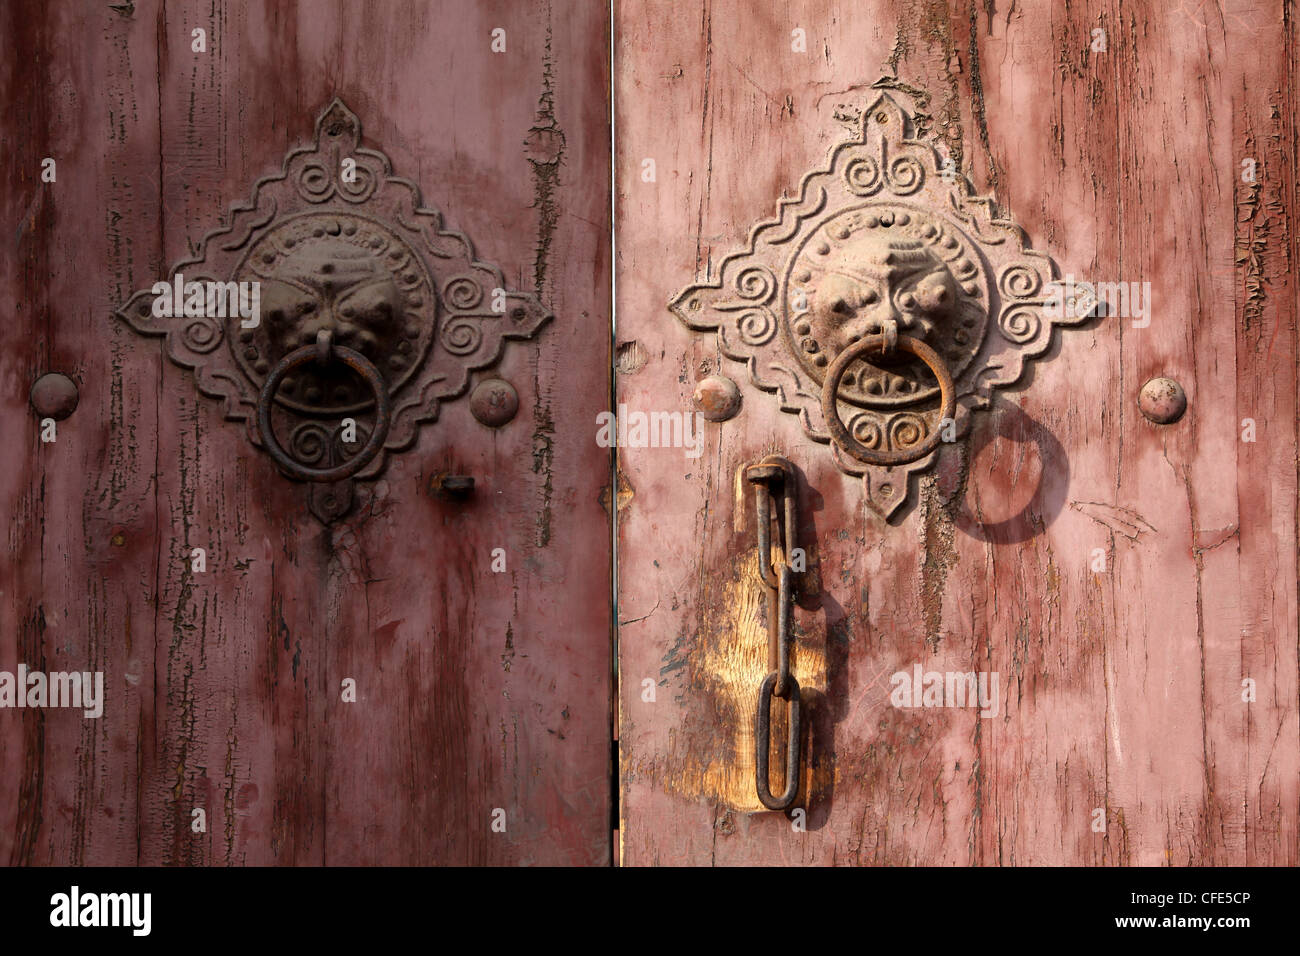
[615,0,1298,864]
[2,0,610,865]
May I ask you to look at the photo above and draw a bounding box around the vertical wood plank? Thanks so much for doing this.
[1,1,164,866]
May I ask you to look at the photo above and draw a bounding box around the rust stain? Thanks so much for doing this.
[598,469,634,515]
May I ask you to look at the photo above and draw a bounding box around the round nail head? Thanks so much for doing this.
[1139,377,1187,424]
[693,374,742,422]
[30,373,79,420]
[469,378,519,427]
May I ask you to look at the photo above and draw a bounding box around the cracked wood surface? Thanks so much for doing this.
[615,0,1299,864]
[1,0,611,865]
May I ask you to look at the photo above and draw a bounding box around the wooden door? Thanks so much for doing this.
[2,0,611,866]
[615,1,1299,864]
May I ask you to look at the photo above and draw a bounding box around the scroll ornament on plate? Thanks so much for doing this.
[670,85,1095,518]
[115,98,551,521]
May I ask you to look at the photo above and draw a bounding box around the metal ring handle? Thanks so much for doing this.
[256,344,392,482]
[819,333,956,467]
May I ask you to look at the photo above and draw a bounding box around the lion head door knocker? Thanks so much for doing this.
[671,85,1096,518]
[116,99,550,522]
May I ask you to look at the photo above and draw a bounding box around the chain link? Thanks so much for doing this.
[746,456,801,812]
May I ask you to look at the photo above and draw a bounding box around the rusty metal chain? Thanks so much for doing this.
[746,455,801,812]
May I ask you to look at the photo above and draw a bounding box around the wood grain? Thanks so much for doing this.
[1,0,611,866]
[615,0,1298,865]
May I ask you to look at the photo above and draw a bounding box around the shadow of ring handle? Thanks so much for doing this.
[819,333,957,467]
[256,344,392,482]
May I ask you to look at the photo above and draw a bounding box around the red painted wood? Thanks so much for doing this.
[1,0,611,865]
[615,0,1298,865]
